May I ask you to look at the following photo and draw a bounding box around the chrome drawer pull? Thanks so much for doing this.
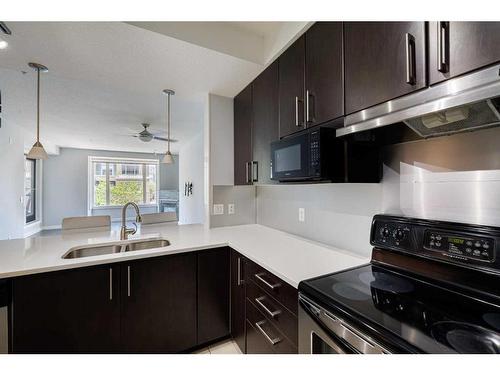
[255,296,281,318]
[255,273,281,290]
[109,268,113,301]
[255,320,281,345]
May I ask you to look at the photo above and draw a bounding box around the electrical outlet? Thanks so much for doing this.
[298,207,305,222]
[228,203,235,215]
[213,204,224,215]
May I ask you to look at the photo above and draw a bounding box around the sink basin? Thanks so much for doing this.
[125,239,170,252]
[62,238,170,259]
[62,244,123,259]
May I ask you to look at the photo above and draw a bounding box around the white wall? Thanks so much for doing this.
[0,119,26,240]
[43,148,178,227]
[178,133,205,224]
[208,94,234,186]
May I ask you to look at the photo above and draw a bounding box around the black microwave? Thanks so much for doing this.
[270,127,343,182]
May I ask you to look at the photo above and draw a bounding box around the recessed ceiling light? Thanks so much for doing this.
[0,40,7,49]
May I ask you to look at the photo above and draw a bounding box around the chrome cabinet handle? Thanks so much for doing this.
[255,273,281,290]
[109,268,113,301]
[245,162,253,184]
[245,162,249,183]
[437,21,449,73]
[127,265,131,297]
[252,161,258,182]
[255,296,281,318]
[305,89,311,124]
[405,33,416,85]
[295,96,304,127]
[237,257,244,286]
[255,320,281,345]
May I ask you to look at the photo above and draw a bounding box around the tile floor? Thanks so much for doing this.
[193,339,242,354]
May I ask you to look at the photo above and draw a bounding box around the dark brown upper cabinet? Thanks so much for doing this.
[279,35,306,138]
[344,22,427,115]
[305,22,344,127]
[234,84,253,185]
[428,22,500,85]
[252,61,279,184]
[279,23,344,138]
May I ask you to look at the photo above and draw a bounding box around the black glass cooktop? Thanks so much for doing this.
[300,264,500,353]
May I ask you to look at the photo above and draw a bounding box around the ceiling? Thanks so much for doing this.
[0,22,307,154]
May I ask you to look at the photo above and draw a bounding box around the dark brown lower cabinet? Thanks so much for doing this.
[230,249,246,353]
[121,252,197,353]
[246,321,274,354]
[11,264,121,353]
[197,247,230,344]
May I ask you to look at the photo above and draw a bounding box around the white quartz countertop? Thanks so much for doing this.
[0,224,369,288]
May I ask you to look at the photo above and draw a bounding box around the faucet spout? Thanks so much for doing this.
[120,202,142,240]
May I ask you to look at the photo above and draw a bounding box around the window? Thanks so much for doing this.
[25,158,36,223]
[90,157,158,208]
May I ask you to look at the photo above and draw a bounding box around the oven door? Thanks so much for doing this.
[299,294,390,354]
[270,132,310,181]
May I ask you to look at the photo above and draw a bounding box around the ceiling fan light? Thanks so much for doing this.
[27,141,48,160]
[161,151,174,164]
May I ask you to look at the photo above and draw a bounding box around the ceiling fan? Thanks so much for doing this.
[130,123,177,143]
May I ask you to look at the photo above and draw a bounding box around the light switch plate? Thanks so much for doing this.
[298,207,305,222]
[228,203,235,215]
[213,204,224,215]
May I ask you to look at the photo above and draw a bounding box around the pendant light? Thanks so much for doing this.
[161,89,175,164]
[27,62,49,160]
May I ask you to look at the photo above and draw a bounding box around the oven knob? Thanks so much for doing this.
[475,242,481,248]
[380,226,390,238]
[394,228,405,241]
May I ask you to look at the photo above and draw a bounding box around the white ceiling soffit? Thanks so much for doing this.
[127,22,312,65]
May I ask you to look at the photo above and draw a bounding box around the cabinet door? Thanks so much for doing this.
[234,84,253,185]
[305,22,344,126]
[198,248,230,344]
[428,22,500,85]
[11,264,120,353]
[279,35,306,138]
[230,250,246,353]
[344,22,427,114]
[252,61,279,184]
[121,253,197,353]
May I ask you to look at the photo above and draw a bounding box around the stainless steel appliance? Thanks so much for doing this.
[299,215,500,353]
[270,127,340,182]
[338,63,500,138]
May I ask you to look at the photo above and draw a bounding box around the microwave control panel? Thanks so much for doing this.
[310,130,320,176]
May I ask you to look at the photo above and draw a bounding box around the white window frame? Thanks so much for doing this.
[88,156,159,211]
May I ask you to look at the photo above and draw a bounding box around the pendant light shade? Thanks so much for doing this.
[27,62,48,160]
[161,89,175,164]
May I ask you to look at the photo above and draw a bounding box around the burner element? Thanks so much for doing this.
[432,321,500,353]
[359,271,415,294]
[331,282,371,301]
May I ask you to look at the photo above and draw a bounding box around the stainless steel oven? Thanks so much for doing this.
[298,294,390,354]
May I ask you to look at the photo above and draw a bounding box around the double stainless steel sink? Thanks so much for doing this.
[62,238,170,259]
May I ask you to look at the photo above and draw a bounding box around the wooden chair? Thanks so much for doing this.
[140,212,178,225]
[61,215,111,230]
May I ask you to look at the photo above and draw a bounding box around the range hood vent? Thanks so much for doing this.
[337,63,500,139]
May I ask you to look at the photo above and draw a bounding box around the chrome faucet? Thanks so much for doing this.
[120,202,142,240]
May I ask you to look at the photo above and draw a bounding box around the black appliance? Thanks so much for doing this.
[298,215,500,353]
[270,127,339,182]
[270,127,381,183]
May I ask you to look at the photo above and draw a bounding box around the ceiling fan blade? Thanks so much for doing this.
[153,136,178,143]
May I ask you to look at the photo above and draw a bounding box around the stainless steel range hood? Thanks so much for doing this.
[337,63,500,139]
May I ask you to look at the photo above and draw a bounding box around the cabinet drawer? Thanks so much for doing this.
[246,298,297,354]
[247,280,297,345]
[246,260,298,315]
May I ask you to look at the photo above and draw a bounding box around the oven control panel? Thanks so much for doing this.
[372,221,412,250]
[423,230,494,263]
